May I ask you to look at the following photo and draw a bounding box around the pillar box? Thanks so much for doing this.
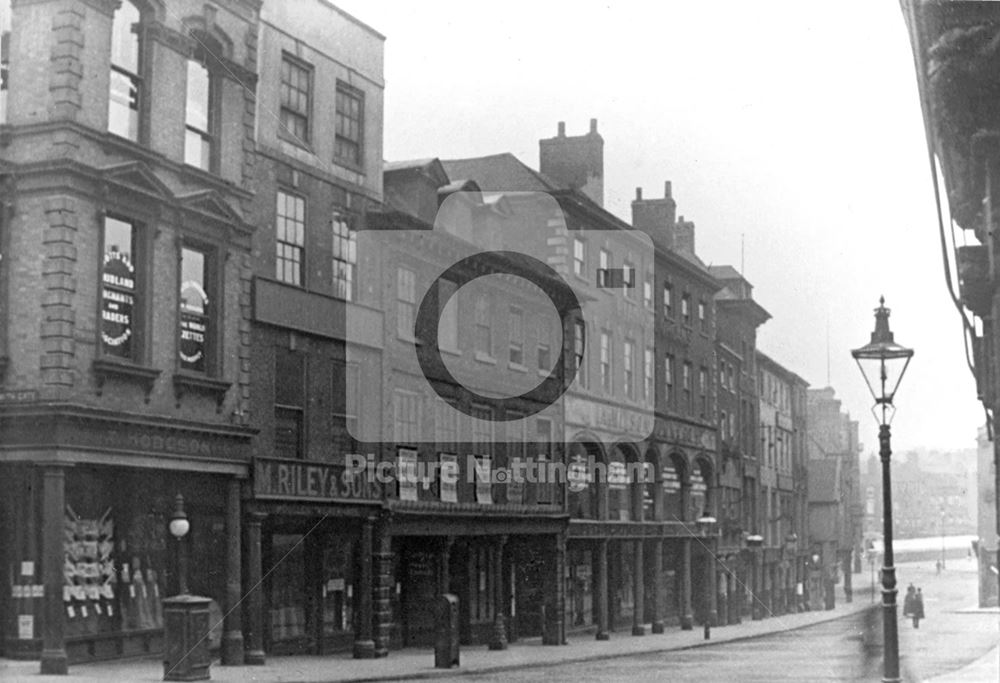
[163,595,212,681]
[434,593,460,669]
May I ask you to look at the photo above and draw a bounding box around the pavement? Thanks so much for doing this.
[1,587,876,683]
[2,560,994,682]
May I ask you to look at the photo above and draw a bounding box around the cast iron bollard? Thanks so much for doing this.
[163,595,212,681]
[434,593,460,669]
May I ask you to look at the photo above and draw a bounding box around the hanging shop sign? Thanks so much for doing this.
[397,448,418,502]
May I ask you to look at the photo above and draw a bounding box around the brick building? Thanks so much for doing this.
[0,0,259,670]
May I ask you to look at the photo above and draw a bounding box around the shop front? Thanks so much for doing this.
[247,456,384,660]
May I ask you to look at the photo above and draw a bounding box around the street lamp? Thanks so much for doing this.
[852,297,913,683]
[169,493,190,595]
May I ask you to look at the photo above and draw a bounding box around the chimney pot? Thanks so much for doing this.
[679,215,684,222]
[557,121,566,137]
[590,118,598,134]
[636,187,643,201]
[665,181,672,198]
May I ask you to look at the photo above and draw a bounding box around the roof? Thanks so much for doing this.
[708,264,743,281]
[441,153,562,193]
[756,349,810,387]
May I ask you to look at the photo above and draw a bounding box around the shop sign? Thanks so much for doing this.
[439,453,458,503]
[0,389,38,404]
[566,399,654,437]
[474,455,493,505]
[655,420,717,451]
[179,280,208,372]
[18,615,33,640]
[101,251,135,358]
[608,461,628,490]
[397,449,418,502]
[253,457,381,503]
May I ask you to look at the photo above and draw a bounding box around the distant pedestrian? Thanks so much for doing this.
[913,588,925,629]
[935,559,942,575]
[902,584,916,624]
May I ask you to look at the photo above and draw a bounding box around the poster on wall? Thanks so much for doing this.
[397,448,418,501]
[474,455,493,505]
[101,249,135,358]
[439,453,458,503]
[179,279,208,372]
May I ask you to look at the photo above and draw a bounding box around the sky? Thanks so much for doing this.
[335,0,983,453]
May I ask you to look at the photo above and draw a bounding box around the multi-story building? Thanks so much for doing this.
[371,159,568,649]
[901,0,1000,616]
[244,0,386,661]
[711,266,770,620]
[0,0,260,670]
[806,387,862,608]
[632,184,722,630]
[757,351,809,615]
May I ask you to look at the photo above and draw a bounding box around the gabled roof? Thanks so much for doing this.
[441,153,562,193]
[384,158,449,187]
[708,264,744,282]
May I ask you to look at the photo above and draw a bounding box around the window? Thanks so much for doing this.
[396,267,416,339]
[644,347,654,400]
[537,317,551,372]
[280,54,311,143]
[393,390,421,444]
[600,331,611,392]
[574,320,586,388]
[474,295,491,356]
[682,362,692,412]
[573,238,585,277]
[335,82,363,166]
[681,294,691,324]
[598,249,610,287]
[623,339,634,398]
[275,349,305,459]
[643,275,653,308]
[184,57,212,170]
[435,399,458,446]
[332,360,359,445]
[438,279,458,352]
[179,246,211,373]
[699,366,709,418]
[698,300,707,330]
[331,211,356,301]
[665,354,674,404]
[0,0,10,125]
[720,410,728,440]
[109,1,141,141]
[471,405,493,455]
[622,261,635,298]
[276,191,304,285]
[509,307,524,366]
[101,217,140,360]
[719,361,727,391]
[663,282,673,318]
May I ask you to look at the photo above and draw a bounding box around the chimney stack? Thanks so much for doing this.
[539,119,604,207]
[665,181,672,198]
[675,216,696,255]
[631,180,677,250]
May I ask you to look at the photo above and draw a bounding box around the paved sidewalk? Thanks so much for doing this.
[924,646,1000,683]
[1,590,874,683]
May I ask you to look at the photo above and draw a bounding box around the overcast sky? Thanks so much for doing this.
[336,0,983,454]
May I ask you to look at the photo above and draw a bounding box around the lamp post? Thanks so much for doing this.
[697,515,717,639]
[852,297,913,683]
[169,493,191,595]
[746,533,763,620]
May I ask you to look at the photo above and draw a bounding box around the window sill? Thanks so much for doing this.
[332,156,365,175]
[173,372,231,411]
[278,129,314,154]
[439,346,462,357]
[508,361,528,373]
[92,358,162,403]
[474,352,497,365]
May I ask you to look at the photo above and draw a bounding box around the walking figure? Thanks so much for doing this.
[913,587,925,629]
[935,559,942,575]
[902,584,916,626]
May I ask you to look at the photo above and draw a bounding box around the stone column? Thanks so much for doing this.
[439,536,454,595]
[221,479,244,665]
[596,539,610,640]
[353,519,376,658]
[373,513,393,658]
[489,536,508,650]
[707,547,718,627]
[40,465,67,675]
[680,538,693,630]
[244,511,266,665]
[650,539,664,634]
[544,533,567,645]
[631,539,645,635]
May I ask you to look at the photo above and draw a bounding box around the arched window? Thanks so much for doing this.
[567,441,596,519]
[662,456,683,521]
[608,446,630,521]
[109,0,141,140]
[642,450,658,520]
